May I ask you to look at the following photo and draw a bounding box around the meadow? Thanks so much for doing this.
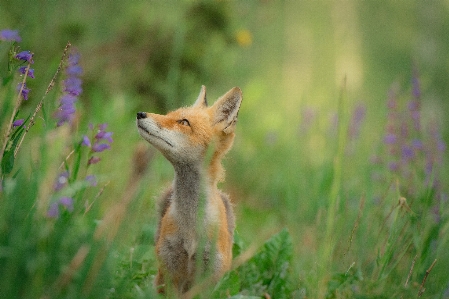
[1,1,449,298]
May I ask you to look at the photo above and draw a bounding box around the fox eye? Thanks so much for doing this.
[178,119,190,126]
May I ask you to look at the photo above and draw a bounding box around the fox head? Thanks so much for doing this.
[136,86,242,168]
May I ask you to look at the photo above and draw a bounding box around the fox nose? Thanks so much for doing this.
[137,112,147,119]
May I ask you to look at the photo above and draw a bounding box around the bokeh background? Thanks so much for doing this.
[1,1,449,298]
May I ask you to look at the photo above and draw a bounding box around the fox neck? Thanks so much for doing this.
[172,162,206,230]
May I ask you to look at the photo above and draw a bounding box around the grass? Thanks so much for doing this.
[1,1,449,298]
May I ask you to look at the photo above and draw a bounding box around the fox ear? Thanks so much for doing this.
[193,85,208,108]
[211,87,242,134]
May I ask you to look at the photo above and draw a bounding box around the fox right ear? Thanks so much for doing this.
[211,87,242,134]
[193,85,208,108]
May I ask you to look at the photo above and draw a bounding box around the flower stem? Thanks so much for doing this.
[13,42,71,158]
[0,62,31,162]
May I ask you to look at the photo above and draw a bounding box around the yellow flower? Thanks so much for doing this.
[236,29,252,47]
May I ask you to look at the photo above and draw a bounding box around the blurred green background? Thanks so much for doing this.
[1,0,449,297]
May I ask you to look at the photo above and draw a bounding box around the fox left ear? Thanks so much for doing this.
[193,85,208,108]
[211,87,242,134]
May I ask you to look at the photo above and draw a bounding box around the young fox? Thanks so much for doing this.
[136,86,242,294]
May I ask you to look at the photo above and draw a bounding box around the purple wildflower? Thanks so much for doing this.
[88,156,101,165]
[16,83,30,100]
[66,65,83,76]
[99,123,108,131]
[95,131,113,143]
[348,103,366,140]
[401,145,414,161]
[54,49,82,127]
[63,77,83,96]
[47,202,60,218]
[68,51,80,65]
[384,133,397,145]
[54,171,69,191]
[412,67,421,99]
[377,73,448,207]
[15,51,34,63]
[59,197,74,212]
[437,140,446,153]
[388,161,399,172]
[82,135,91,147]
[84,123,113,165]
[412,139,423,150]
[86,175,97,187]
[90,123,113,152]
[60,94,77,105]
[18,66,35,79]
[13,119,24,127]
[0,29,21,42]
[92,143,110,152]
[54,109,75,127]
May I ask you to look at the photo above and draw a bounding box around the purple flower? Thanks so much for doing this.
[408,99,421,131]
[95,131,113,143]
[437,140,446,153]
[92,143,110,152]
[384,133,397,145]
[401,145,414,160]
[66,65,83,76]
[63,77,83,96]
[47,202,60,218]
[54,171,69,191]
[82,135,91,147]
[55,109,75,127]
[18,66,35,79]
[348,103,366,140]
[388,161,399,172]
[59,197,74,212]
[412,139,423,150]
[54,49,83,127]
[99,123,108,131]
[16,83,30,100]
[88,156,101,165]
[68,52,80,65]
[59,94,77,105]
[15,51,34,63]
[13,119,24,127]
[86,175,97,187]
[0,29,21,42]
[85,123,113,164]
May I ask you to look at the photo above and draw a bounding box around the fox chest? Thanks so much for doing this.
[155,209,224,278]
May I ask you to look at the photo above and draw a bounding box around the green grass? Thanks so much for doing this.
[1,1,449,298]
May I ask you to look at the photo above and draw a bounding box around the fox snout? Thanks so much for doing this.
[136,112,147,119]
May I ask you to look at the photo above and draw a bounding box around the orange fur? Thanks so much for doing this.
[136,86,242,295]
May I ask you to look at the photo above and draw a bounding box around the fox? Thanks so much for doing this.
[136,85,242,295]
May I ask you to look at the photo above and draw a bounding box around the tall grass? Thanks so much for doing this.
[1,3,449,298]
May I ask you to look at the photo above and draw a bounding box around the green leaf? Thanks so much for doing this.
[1,122,26,175]
[71,142,82,182]
[233,230,245,257]
[237,228,293,298]
[1,147,15,174]
[212,270,241,298]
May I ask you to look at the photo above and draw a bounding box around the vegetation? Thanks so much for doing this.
[1,2,448,298]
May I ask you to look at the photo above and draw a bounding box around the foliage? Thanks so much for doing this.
[1,2,449,299]
[211,229,295,298]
